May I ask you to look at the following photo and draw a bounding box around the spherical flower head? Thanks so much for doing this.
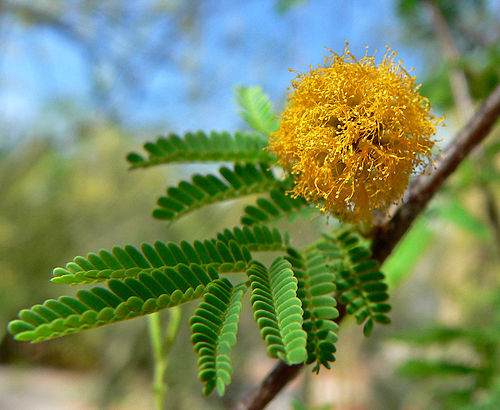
[268,44,443,223]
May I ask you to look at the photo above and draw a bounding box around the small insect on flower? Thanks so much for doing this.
[268,43,443,223]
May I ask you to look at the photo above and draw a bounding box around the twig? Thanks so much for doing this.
[148,307,182,410]
[237,83,500,410]
[234,362,304,410]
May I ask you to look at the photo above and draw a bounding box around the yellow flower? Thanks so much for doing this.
[268,44,442,223]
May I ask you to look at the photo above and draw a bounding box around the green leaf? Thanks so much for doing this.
[8,270,212,342]
[190,279,247,396]
[234,85,280,136]
[127,131,274,169]
[50,240,250,286]
[216,225,286,253]
[154,164,286,223]
[50,225,288,287]
[247,259,307,365]
[318,229,391,336]
[240,188,311,226]
[287,248,339,372]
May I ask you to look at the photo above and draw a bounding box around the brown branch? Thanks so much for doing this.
[234,362,304,410]
[237,83,500,410]
[235,304,347,410]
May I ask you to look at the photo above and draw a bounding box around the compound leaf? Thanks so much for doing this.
[286,248,339,372]
[190,279,247,396]
[50,240,251,286]
[235,85,279,136]
[127,131,274,169]
[247,259,307,365]
[153,164,285,223]
[8,266,214,342]
[318,230,391,336]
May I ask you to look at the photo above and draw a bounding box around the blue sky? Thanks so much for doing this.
[1,0,430,141]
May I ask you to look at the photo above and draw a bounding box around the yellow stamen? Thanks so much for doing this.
[268,43,444,223]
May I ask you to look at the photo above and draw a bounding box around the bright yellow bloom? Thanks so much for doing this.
[269,44,442,223]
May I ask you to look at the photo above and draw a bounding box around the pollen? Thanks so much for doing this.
[268,44,443,223]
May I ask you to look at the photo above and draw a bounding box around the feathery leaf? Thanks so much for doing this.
[216,225,286,253]
[8,266,216,342]
[318,230,391,336]
[127,131,274,169]
[153,163,285,223]
[50,240,250,286]
[190,279,247,396]
[286,248,339,372]
[240,188,311,226]
[247,259,308,365]
[235,85,280,136]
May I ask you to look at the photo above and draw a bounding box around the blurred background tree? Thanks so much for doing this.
[0,1,499,409]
